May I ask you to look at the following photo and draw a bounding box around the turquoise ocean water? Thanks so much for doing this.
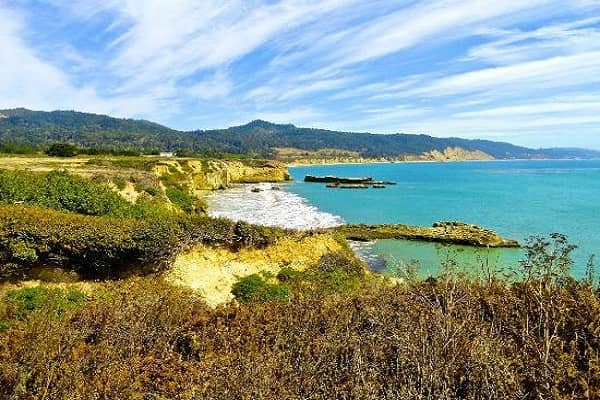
[287,160,600,278]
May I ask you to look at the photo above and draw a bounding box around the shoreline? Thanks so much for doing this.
[286,158,598,167]
[203,181,344,230]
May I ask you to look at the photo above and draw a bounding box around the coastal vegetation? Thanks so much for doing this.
[0,152,598,399]
[0,238,598,399]
[0,166,291,279]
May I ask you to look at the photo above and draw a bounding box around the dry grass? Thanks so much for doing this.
[0,274,598,400]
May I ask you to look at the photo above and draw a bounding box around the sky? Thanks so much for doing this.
[1,1,600,149]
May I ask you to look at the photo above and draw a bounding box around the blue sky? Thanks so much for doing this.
[1,1,600,149]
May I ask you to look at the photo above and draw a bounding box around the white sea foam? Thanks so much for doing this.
[204,183,344,230]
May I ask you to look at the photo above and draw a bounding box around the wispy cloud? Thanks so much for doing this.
[404,51,600,98]
[103,0,356,88]
[186,71,234,101]
[465,17,600,65]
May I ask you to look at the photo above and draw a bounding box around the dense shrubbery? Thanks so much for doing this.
[0,205,289,278]
[230,250,368,304]
[3,286,85,321]
[0,142,41,155]
[45,142,78,157]
[0,169,165,218]
[271,251,366,297]
[0,270,598,399]
[0,206,181,277]
[0,168,207,219]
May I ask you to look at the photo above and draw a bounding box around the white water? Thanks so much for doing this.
[204,182,344,230]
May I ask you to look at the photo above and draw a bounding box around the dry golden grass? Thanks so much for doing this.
[0,273,598,400]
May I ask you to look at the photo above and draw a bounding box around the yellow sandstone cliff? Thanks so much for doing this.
[165,233,342,306]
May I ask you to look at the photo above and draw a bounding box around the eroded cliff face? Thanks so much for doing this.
[153,159,291,192]
[165,233,342,306]
[285,147,494,165]
[226,160,292,183]
[415,147,494,161]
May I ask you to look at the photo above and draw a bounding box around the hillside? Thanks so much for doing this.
[1,108,598,160]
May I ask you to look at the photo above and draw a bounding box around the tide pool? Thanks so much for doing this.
[287,160,600,278]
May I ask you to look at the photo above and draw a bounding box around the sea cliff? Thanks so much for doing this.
[0,155,291,212]
[286,146,494,165]
[153,159,291,191]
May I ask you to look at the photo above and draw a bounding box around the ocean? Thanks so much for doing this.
[206,160,600,279]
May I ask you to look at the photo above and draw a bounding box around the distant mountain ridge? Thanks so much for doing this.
[0,108,598,160]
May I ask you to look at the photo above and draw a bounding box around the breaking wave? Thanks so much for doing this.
[204,182,344,230]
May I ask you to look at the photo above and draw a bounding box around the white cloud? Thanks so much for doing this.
[453,100,600,118]
[466,17,600,65]
[247,77,353,102]
[0,6,86,110]
[0,4,174,118]
[3,0,600,148]
[403,51,600,98]
[286,0,556,70]
[101,0,357,90]
[187,71,233,100]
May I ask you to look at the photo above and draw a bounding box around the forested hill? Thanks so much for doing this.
[1,108,598,160]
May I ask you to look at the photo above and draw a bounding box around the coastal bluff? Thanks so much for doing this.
[0,156,291,213]
[337,221,519,248]
[153,159,291,191]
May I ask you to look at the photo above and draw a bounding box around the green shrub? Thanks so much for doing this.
[4,286,86,319]
[276,266,307,283]
[0,205,293,277]
[165,187,194,213]
[114,178,127,190]
[0,169,173,219]
[0,142,41,155]
[313,251,365,276]
[275,252,366,295]
[45,143,78,157]
[233,221,284,248]
[232,274,289,303]
[144,186,159,196]
[0,205,181,277]
[159,170,187,188]
[6,240,37,264]
[318,269,362,294]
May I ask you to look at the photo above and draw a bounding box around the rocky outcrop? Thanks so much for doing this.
[336,221,519,248]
